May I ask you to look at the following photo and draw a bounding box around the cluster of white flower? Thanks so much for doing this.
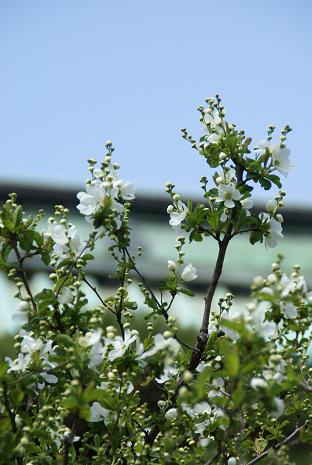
[167,260,198,282]
[202,108,224,148]
[255,140,292,177]
[167,200,188,229]
[45,220,81,260]
[76,150,135,225]
[6,333,58,386]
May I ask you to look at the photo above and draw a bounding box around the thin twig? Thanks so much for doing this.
[246,422,307,465]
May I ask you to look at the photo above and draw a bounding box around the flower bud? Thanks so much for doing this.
[266,199,277,212]
[158,400,166,408]
[167,205,174,214]
[165,408,178,420]
[167,260,177,271]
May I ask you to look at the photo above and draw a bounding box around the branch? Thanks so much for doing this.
[2,382,23,465]
[11,241,37,314]
[63,412,78,465]
[246,422,307,465]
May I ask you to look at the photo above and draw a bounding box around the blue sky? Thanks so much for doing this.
[0,0,311,205]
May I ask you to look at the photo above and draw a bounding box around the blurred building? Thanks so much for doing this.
[0,183,311,333]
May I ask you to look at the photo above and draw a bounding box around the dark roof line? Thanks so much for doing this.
[0,182,311,230]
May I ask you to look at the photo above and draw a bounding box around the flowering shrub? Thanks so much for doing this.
[0,96,311,465]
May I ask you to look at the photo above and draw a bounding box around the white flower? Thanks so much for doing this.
[181,263,198,282]
[261,213,283,248]
[41,372,58,384]
[271,397,285,418]
[168,201,188,228]
[216,183,241,208]
[241,197,253,215]
[155,365,179,384]
[167,260,177,272]
[89,343,104,368]
[250,377,268,390]
[84,329,102,346]
[228,458,237,465]
[113,180,135,200]
[255,139,271,156]
[266,199,277,213]
[272,144,292,176]
[205,133,220,145]
[165,408,178,420]
[203,109,222,128]
[280,274,295,296]
[45,221,67,245]
[57,287,74,305]
[218,168,236,184]
[108,329,137,361]
[67,225,81,252]
[12,301,29,326]
[283,302,298,319]
[6,353,31,373]
[89,402,110,423]
[77,181,106,216]
[139,334,180,360]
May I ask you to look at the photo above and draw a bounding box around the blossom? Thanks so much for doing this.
[57,287,74,305]
[250,377,268,390]
[261,213,283,248]
[181,263,198,282]
[241,197,253,215]
[228,458,237,465]
[89,402,110,423]
[255,141,292,176]
[216,168,236,185]
[283,302,298,319]
[168,201,188,228]
[216,183,241,208]
[139,334,180,360]
[255,139,271,156]
[113,180,135,200]
[165,408,178,420]
[6,353,31,373]
[204,133,220,146]
[45,221,67,245]
[155,365,179,384]
[272,144,292,176]
[203,109,222,128]
[77,181,106,216]
[167,260,177,272]
[84,329,102,346]
[108,329,137,361]
[266,199,277,213]
[271,397,285,418]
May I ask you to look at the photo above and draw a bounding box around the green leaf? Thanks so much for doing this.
[259,177,272,190]
[249,229,262,245]
[177,287,195,297]
[12,205,23,228]
[267,174,282,188]
[20,230,34,252]
[219,339,240,377]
